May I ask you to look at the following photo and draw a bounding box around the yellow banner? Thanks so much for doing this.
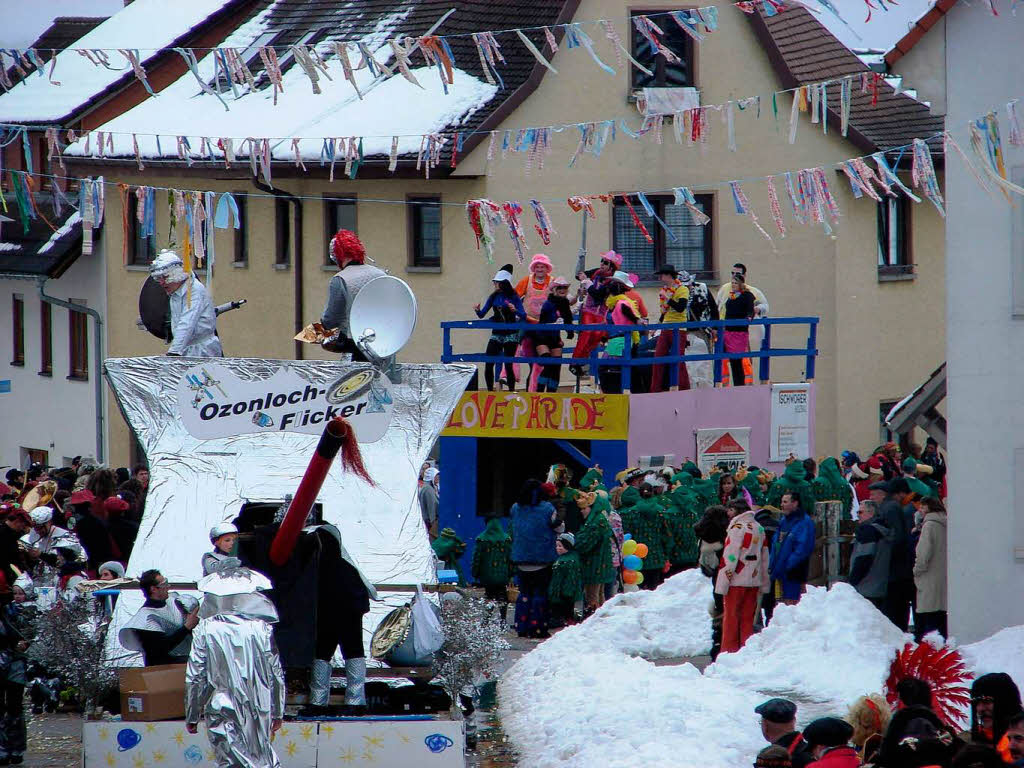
[442,391,629,440]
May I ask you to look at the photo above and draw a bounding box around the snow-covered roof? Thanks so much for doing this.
[0,0,239,123]
[60,0,575,169]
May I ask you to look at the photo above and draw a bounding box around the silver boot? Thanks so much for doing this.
[309,658,332,707]
[344,657,367,707]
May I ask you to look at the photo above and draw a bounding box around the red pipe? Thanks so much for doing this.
[269,417,347,566]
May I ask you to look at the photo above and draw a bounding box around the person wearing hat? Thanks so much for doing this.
[149,249,223,357]
[652,265,692,392]
[619,479,673,590]
[0,567,34,765]
[432,528,467,586]
[419,467,440,541]
[474,266,527,391]
[755,698,814,768]
[320,229,385,360]
[3,472,23,497]
[119,569,200,666]
[526,276,574,392]
[803,717,856,766]
[185,562,284,767]
[548,532,582,627]
[471,518,512,617]
[867,478,915,631]
[572,250,623,370]
[572,491,614,613]
[202,523,239,576]
[23,507,80,567]
[754,745,793,768]
[811,458,854,517]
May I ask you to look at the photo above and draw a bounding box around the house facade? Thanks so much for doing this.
[943,4,1024,642]
[4,0,946,468]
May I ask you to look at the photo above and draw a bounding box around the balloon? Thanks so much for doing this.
[623,533,632,540]
[621,539,638,556]
[622,570,639,584]
[634,543,649,559]
[622,555,643,571]
[635,572,644,585]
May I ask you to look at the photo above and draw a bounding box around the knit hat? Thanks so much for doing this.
[529,253,552,270]
[599,250,622,267]
[753,745,792,768]
[329,229,366,265]
[209,522,238,542]
[104,496,130,514]
[557,532,575,549]
[803,717,853,748]
[29,506,53,526]
[69,489,95,505]
[98,561,126,579]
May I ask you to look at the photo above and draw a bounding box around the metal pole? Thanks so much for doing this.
[37,278,104,463]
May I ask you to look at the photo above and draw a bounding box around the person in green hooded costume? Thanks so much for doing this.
[548,533,583,626]
[578,466,607,493]
[471,517,512,605]
[663,483,701,575]
[901,458,939,499]
[812,457,854,516]
[765,460,816,515]
[619,480,675,590]
[432,527,467,585]
[572,491,615,612]
[736,466,766,506]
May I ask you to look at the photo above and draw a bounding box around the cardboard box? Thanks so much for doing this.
[118,664,186,721]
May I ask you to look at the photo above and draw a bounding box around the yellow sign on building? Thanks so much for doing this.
[442,391,629,440]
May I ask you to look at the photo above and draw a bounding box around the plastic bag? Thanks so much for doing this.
[411,585,444,658]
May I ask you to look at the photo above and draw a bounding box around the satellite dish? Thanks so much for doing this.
[348,275,417,359]
[139,276,172,341]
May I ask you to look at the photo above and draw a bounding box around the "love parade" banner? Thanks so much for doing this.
[442,391,629,440]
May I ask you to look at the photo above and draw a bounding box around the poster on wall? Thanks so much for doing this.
[770,383,811,462]
[696,428,751,474]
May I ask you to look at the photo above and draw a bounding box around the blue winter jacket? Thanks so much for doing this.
[769,508,816,589]
[510,502,558,565]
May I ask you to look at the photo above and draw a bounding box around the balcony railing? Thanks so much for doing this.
[440,317,819,392]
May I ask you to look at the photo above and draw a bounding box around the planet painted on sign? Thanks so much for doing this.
[183,744,203,764]
[424,733,454,753]
[116,728,142,751]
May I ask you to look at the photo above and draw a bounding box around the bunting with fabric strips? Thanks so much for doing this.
[872,153,921,202]
[765,177,786,236]
[564,23,615,75]
[472,32,506,89]
[633,16,682,64]
[912,137,947,214]
[1008,100,1024,147]
[567,195,597,219]
[840,160,882,201]
[530,200,555,245]
[636,191,677,242]
[620,194,653,244]
[729,181,773,246]
[967,116,1024,202]
[499,201,528,263]
[672,187,711,226]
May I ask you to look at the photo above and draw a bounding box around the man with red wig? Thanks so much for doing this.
[321,230,385,361]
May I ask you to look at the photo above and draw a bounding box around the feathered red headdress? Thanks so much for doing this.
[884,642,972,728]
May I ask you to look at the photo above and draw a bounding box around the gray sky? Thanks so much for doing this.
[0,1,124,50]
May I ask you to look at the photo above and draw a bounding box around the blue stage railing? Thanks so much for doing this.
[440,317,819,392]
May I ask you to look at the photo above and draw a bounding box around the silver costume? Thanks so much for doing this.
[168,275,223,357]
[24,526,81,557]
[118,592,199,662]
[201,551,234,577]
[186,567,285,768]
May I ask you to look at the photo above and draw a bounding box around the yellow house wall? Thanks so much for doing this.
[100,0,945,465]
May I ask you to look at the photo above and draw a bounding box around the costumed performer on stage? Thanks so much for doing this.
[149,250,223,357]
[320,229,385,361]
[119,569,199,666]
[185,560,284,768]
[202,523,239,576]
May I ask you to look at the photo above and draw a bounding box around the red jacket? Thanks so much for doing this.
[808,746,859,768]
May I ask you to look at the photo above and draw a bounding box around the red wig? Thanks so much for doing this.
[330,229,366,265]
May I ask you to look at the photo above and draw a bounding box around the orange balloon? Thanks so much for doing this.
[634,543,649,559]
[622,570,639,585]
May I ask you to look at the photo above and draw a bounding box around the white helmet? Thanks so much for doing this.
[29,507,54,526]
[209,522,238,542]
[150,250,186,283]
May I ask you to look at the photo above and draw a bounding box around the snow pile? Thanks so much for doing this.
[501,647,764,768]
[576,569,713,659]
[962,625,1024,695]
[705,584,908,719]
